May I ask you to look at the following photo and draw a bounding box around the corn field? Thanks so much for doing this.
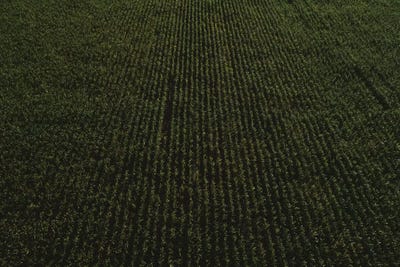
[0,0,399,265]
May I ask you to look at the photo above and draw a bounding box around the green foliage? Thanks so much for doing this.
[0,0,399,265]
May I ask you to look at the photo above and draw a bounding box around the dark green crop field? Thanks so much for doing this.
[1,0,399,265]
